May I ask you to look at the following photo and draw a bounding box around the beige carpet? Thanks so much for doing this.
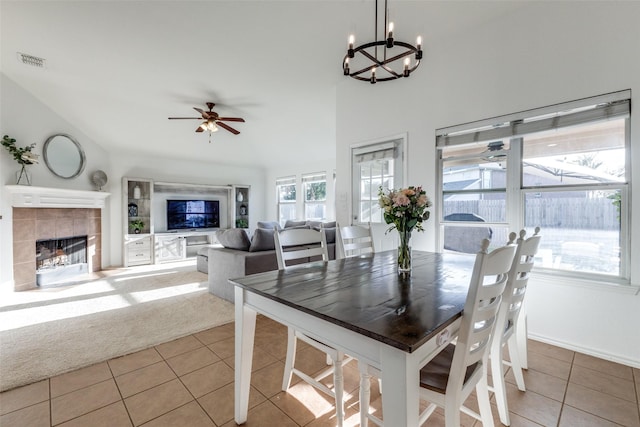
[0,261,234,392]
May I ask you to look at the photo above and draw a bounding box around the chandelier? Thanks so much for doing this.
[342,0,422,83]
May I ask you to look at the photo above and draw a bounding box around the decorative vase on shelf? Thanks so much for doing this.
[16,165,32,185]
[133,185,141,200]
[397,229,412,276]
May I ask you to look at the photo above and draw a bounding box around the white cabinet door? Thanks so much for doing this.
[155,236,186,263]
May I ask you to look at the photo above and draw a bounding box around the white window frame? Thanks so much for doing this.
[302,172,327,220]
[276,176,297,225]
[350,134,407,225]
[436,90,631,285]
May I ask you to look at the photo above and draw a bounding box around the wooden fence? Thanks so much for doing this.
[443,198,619,230]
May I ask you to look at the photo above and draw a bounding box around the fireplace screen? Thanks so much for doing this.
[36,236,88,270]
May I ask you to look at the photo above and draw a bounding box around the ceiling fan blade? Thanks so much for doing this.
[217,122,240,135]
[195,126,204,133]
[194,107,211,119]
[217,117,245,122]
[168,117,200,120]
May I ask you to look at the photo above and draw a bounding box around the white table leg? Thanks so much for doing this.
[379,346,420,426]
[235,287,257,424]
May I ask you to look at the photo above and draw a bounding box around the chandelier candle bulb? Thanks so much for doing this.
[370,67,377,84]
[386,22,394,48]
[348,35,355,57]
[403,58,410,77]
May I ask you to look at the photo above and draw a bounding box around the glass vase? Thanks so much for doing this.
[398,229,412,276]
[16,165,32,185]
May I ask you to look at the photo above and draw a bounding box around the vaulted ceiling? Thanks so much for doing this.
[1,1,527,168]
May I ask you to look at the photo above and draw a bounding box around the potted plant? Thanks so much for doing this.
[130,219,145,234]
[2,135,39,185]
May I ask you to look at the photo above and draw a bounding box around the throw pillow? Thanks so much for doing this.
[257,221,281,230]
[321,221,336,229]
[249,228,276,252]
[216,229,251,251]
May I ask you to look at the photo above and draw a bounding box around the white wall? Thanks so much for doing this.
[335,2,640,366]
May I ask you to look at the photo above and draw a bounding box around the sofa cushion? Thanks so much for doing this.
[216,229,251,251]
[257,221,281,230]
[284,220,307,228]
[249,228,276,252]
[321,221,337,229]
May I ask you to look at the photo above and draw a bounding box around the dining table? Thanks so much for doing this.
[230,249,475,426]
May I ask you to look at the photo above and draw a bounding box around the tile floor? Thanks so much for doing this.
[1,315,639,427]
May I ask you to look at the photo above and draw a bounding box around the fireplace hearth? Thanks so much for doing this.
[36,235,89,287]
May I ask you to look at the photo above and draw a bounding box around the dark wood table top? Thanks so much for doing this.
[231,250,474,353]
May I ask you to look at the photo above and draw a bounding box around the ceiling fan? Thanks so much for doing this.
[168,102,245,136]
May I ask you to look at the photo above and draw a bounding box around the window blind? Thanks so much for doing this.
[276,176,296,186]
[436,90,631,148]
[353,141,399,163]
[302,172,326,183]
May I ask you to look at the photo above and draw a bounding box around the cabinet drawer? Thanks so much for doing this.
[127,237,151,250]
[127,248,151,263]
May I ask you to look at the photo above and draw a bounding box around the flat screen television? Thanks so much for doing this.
[167,200,220,230]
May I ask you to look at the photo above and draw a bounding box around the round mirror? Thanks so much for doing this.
[43,134,86,179]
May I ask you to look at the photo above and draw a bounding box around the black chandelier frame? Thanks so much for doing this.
[342,0,422,83]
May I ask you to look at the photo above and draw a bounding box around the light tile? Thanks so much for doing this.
[124,378,193,426]
[573,352,634,380]
[51,362,112,398]
[155,335,203,359]
[503,382,562,426]
[270,386,336,426]
[198,383,266,426]
[220,400,298,427]
[0,380,49,416]
[570,364,636,402]
[57,401,132,427]
[223,347,279,372]
[0,401,49,427]
[108,347,163,377]
[51,379,121,425]
[180,360,234,398]
[251,361,286,399]
[208,336,234,359]
[193,322,235,345]
[559,405,621,427]
[505,365,567,402]
[141,401,215,427]
[528,351,572,380]
[115,361,176,398]
[166,346,220,377]
[565,382,640,427]
[527,339,575,363]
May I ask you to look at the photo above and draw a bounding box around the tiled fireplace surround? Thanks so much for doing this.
[7,185,110,291]
[12,207,102,291]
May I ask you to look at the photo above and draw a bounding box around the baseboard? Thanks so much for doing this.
[528,332,640,369]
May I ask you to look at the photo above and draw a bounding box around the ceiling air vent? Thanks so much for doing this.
[17,52,46,68]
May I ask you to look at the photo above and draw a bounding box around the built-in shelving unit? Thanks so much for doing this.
[122,178,240,266]
[123,177,154,266]
[233,185,250,229]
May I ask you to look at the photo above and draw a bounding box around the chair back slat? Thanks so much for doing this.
[336,223,374,259]
[274,228,329,269]
[500,228,542,340]
[447,238,516,394]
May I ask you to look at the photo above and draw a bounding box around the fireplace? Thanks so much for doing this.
[36,236,89,286]
[6,185,110,291]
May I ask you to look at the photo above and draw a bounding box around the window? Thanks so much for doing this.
[437,91,631,283]
[303,172,327,220]
[276,176,297,225]
[351,137,405,224]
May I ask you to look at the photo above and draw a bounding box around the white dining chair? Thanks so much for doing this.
[274,228,351,427]
[359,239,517,427]
[336,223,375,259]
[490,227,542,426]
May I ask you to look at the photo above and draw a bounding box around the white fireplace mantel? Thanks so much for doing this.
[5,185,110,208]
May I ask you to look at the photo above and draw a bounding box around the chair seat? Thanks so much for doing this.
[419,344,480,393]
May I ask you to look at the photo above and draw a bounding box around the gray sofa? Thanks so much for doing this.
[207,220,336,303]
